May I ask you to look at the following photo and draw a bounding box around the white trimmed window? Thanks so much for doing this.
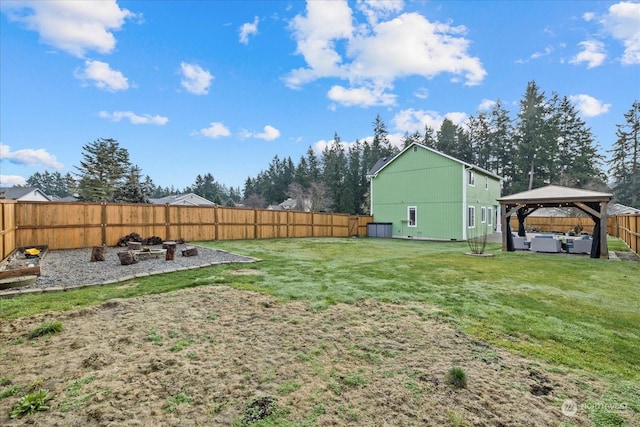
[468,206,475,228]
[467,170,475,186]
[487,207,493,225]
[485,176,489,190]
[408,206,417,227]
[481,206,486,223]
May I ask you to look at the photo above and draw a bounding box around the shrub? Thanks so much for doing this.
[10,389,54,418]
[446,367,468,389]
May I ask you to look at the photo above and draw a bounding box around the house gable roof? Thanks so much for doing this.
[498,185,612,204]
[149,193,214,206]
[0,186,51,201]
[366,142,502,180]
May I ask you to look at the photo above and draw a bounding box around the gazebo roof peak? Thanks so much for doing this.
[498,184,612,203]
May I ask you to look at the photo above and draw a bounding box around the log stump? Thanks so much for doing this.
[163,241,176,261]
[90,245,106,262]
[127,241,142,251]
[181,246,198,257]
[118,250,138,265]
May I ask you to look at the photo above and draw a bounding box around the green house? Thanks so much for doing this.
[367,143,502,241]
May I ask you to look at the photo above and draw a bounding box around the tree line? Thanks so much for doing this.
[19,81,640,210]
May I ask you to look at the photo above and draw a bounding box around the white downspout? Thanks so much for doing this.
[462,166,470,240]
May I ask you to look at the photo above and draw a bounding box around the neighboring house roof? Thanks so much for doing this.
[0,186,51,201]
[498,185,613,204]
[149,193,215,206]
[529,203,639,217]
[607,203,640,215]
[367,143,503,180]
[267,198,306,211]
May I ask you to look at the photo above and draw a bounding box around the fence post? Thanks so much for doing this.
[101,202,107,246]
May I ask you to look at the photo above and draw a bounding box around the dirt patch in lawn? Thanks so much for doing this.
[0,286,611,426]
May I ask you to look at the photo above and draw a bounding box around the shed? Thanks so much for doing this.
[498,185,613,259]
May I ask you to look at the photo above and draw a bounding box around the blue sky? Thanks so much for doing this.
[1,0,639,191]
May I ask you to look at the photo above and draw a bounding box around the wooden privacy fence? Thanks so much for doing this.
[508,215,617,236]
[0,201,373,257]
[615,214,639,255]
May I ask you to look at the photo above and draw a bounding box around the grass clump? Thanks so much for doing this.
[10,389,54,418]
[28,321,62,339]
[446,367,468,389]
[166,391,192,413]
[0,385,21,399]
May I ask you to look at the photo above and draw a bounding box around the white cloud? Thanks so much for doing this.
[239,16,259,44]
[254,125,281,141]
[195,122,231,139]
[75,60,129,91]
[99,111,168,125]
[392,108,467,133]
[0,0,136,57]
[583,12,596,22]
[600,1,640,64]
[569,94,611,117]
[478,99,496,111]
[0,142,64,169]
[0,175,27,186]
[241,125,281,141]
[570,40,606,68]
[414,87,429,99]
[180,62,213,95]
[285,1,486,107]
[327,85,396,107]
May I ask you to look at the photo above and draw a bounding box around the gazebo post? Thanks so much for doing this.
[600,201,609,259]
[501,204,508,252]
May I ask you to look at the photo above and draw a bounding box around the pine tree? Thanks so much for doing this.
[75,138,130,201]
[489,99,516,193]
[514,81,556,192]
[609,101,640,207]
[436,118,458,156]
[115,165,149,203]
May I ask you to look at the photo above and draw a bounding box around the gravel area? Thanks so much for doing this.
[0,244,257,296]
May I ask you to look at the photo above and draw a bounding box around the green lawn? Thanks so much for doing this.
[2,237,638,389]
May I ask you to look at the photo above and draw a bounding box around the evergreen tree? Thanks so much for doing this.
[609,101,640,207]
[551,95,606,188]
[436,118,458,156]
[75,138,130,201]
[489,99,516,193]
[422,125,437,148]
[115,165,150,203]
[26,170,71,198]
[467,112,492,170]
[322,133,347,212]
[513,81,555,192]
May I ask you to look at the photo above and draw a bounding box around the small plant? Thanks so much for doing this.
[10,389,54,418]
[446,367,468,389]
[466,224,489,255]
[146,331,163,346]
[28,321,62,339]
[0,385,21,399]
[170,339,192,352]
[166,391,192,413]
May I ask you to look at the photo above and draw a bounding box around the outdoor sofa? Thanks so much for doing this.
[567,235,592,254]
[530,235,562,253]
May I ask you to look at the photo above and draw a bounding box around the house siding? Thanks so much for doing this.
[371,147,464,240]
[370,144,501,240]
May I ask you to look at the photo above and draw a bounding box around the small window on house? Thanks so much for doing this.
[481,207,486,223]
[413,146,418,152]
[487,207,493,225]
[468,206,475,228]
[408,206,417,227]
[485,176,489,190]
[467,170,475,186]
